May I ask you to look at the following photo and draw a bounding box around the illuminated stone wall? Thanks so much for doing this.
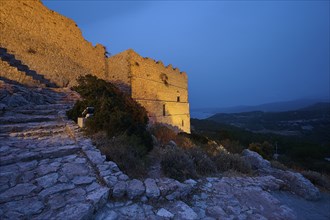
[107,50,191,133]
[0,60,40,87]
[0,0,107,87]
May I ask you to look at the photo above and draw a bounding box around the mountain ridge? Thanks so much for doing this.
[192,99,329,117]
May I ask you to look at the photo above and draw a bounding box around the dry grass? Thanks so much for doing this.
[301,170,330,191]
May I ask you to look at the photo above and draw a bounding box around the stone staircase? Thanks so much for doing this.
[0,87,114,219]
[0,47,57,88]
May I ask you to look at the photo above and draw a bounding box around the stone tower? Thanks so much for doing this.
[107,49,191,133]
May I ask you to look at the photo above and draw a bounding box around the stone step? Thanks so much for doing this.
[2,127,65,138]
[0,121,66,133]
[14,103,71,111]
[0,135,76,149]
[0,144,81,166]
[0,115,58,124]
[12,109,59,115]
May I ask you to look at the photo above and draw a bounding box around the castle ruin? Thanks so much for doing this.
[0,0,190,133]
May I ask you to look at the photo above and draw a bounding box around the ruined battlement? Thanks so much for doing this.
[0,0,107,87]
[142,57,186,76]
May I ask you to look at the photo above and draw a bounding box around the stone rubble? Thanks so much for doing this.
[242,149,321,200]
[0,80,325,220]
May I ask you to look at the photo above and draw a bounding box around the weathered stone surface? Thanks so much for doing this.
[113,181,127,198]
[55,203,94,220]
[118,174,129,181]
[4,197,44,215]
[144,178,160,199]
[72,176,96,185]
[0,82,114,219]
[85,150,106,164]
[241,150,320,200]
[95,209,118,220]
[48,193,66,210]
[241,149,271,170]
[184,179,198,188]
[0,183,37,202]
[104,175,118,188]
[61,163,89,178]
[157,208,174,218]
[36,173,59,188]
[87,187,110,210]
[39,183,75,198]
[127,179,145,199]
[118,204,145,218]
[171,201,198,220]
[271,170,321,200]
[205,206,227,218]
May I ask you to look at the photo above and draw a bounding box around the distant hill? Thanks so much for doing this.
[207,102,330,145]
[191,99,329,119]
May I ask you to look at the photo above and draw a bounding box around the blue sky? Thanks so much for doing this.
[43,1,329,108]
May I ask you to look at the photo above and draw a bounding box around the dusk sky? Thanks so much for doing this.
[43,0,329,109]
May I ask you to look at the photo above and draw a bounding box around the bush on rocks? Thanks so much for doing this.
[213,152,252,174]
[93,132,148,178]
[160,147,197,181]
[187,147,217,175]
[67,74,153,152]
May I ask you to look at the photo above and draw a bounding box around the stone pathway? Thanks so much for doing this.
[95,176,297,220]
[0,85,112,219]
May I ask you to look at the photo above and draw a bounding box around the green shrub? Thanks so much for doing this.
[67,75,152,151]
[160,147,197,181]
[93,133,147,178]
[213,152,252,174]
[187,147,217,175]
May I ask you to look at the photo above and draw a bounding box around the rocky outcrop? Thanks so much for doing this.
[242,149,321,200]
[95,176,297,220]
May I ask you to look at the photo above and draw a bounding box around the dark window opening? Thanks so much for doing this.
[163,104,166,116]
[177,96,180,102]
[182,120,184,127]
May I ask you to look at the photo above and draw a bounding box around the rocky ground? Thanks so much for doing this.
[1,80,329,220]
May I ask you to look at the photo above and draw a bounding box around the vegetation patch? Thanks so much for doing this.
[67,75,153,176]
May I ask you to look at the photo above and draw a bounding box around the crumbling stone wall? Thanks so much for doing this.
[107,50,191,133]
[106,50,131,93]
[0,0,106,87]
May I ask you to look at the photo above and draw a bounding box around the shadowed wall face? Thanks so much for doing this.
[107,50,191,133]
[0,0,106,87]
